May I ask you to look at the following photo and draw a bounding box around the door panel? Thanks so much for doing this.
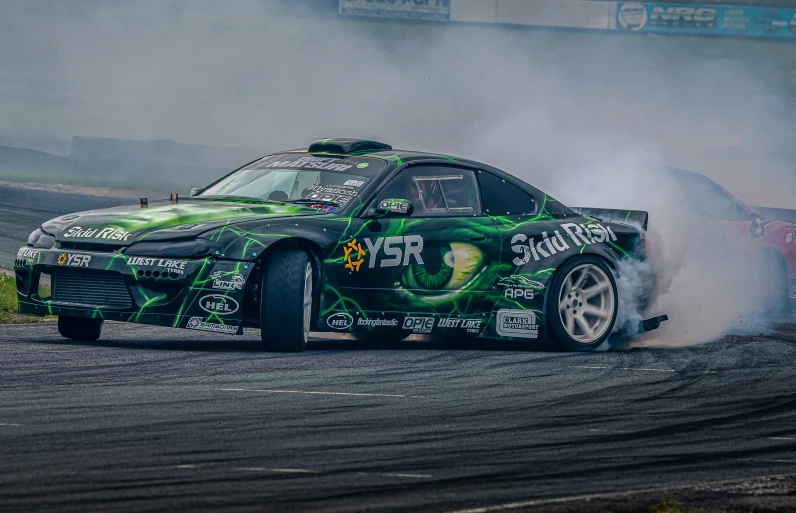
[321,217,500,330]
[319,165,500,337]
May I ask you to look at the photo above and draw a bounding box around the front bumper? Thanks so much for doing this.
[14,247,253,334]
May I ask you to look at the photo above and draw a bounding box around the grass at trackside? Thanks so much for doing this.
[0,171,183,194]
[0,274,49,324]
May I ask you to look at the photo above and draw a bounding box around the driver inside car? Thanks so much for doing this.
[408,178,444,213]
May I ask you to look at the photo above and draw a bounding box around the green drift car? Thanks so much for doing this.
[15,138,666,351]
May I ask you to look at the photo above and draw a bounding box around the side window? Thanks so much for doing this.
[371,165,481,217]
[478,171,538,216]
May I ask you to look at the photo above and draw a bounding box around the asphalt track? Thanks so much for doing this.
[2,185,796,512]
[1,321,796,512]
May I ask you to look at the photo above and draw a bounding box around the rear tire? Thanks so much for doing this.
[760,252,790,318]
[546,256,618,352]
[259,250,313,352]
[58,316,103,342]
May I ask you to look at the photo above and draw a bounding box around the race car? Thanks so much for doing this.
[666,167,795,313]
[15,138,666,352]
[575,167,795,315]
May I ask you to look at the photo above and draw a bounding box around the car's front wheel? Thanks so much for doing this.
[57,316,103,342]
[546,256,618,351]
[259,250,313,352]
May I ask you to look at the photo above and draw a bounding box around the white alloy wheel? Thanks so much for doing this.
[557,263,616,344]
[302,261,313,341]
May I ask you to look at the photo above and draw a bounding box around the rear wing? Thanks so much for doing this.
[572,208,649,231]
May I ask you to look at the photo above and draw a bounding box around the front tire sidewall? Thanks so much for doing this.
[545,256,618,352]
[757,252,791,319]
[260,250,313,352]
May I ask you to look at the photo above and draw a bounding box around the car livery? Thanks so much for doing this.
[15,138,667,351]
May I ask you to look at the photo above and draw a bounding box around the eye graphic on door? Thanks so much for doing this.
[401,242,484,294]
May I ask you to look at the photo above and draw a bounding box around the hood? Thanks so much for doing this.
[42,198,324,246]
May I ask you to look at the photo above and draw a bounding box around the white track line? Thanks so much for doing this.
[574,365,675,372]
[381,472,433,479]
[0,423,23,426]
[446,472,796,513]
[767,437,796,442]
[448,488,669,513]
[234,467,320,474]
[230,467,431,478]
[220,388,421,398]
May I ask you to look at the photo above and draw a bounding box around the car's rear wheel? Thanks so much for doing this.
[759,252,790,318]
[259,250,313,352]
[57,316,103,342]
[546,256,618,351]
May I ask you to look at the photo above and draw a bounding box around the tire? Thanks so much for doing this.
[259,250,313,352]
[759,252,790,318]
[545,256,618,352]
[57,316,103,342]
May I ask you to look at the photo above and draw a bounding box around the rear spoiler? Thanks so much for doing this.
[751,207,796,223]
[572,208,649,231]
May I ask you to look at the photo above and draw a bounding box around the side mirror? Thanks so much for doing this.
[189,188,201,197]
[367,199,413,218]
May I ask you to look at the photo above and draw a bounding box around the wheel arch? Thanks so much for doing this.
[541,250,618,306]
[757,246,787,266]
[240,237,325,328]
[540,250,619,339]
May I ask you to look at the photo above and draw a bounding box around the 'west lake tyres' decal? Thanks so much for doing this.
[127,257,187,275]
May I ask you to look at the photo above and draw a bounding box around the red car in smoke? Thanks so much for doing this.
[667,167,795,314]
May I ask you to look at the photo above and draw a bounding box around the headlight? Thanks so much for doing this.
[27,228,56,249]
[125,238,222,258]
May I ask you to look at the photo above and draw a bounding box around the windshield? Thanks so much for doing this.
[666,168,750,221]
[200,154,385,210]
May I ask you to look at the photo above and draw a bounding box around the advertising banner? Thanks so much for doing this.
[617,2,796,39]
[339,0,450,21]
